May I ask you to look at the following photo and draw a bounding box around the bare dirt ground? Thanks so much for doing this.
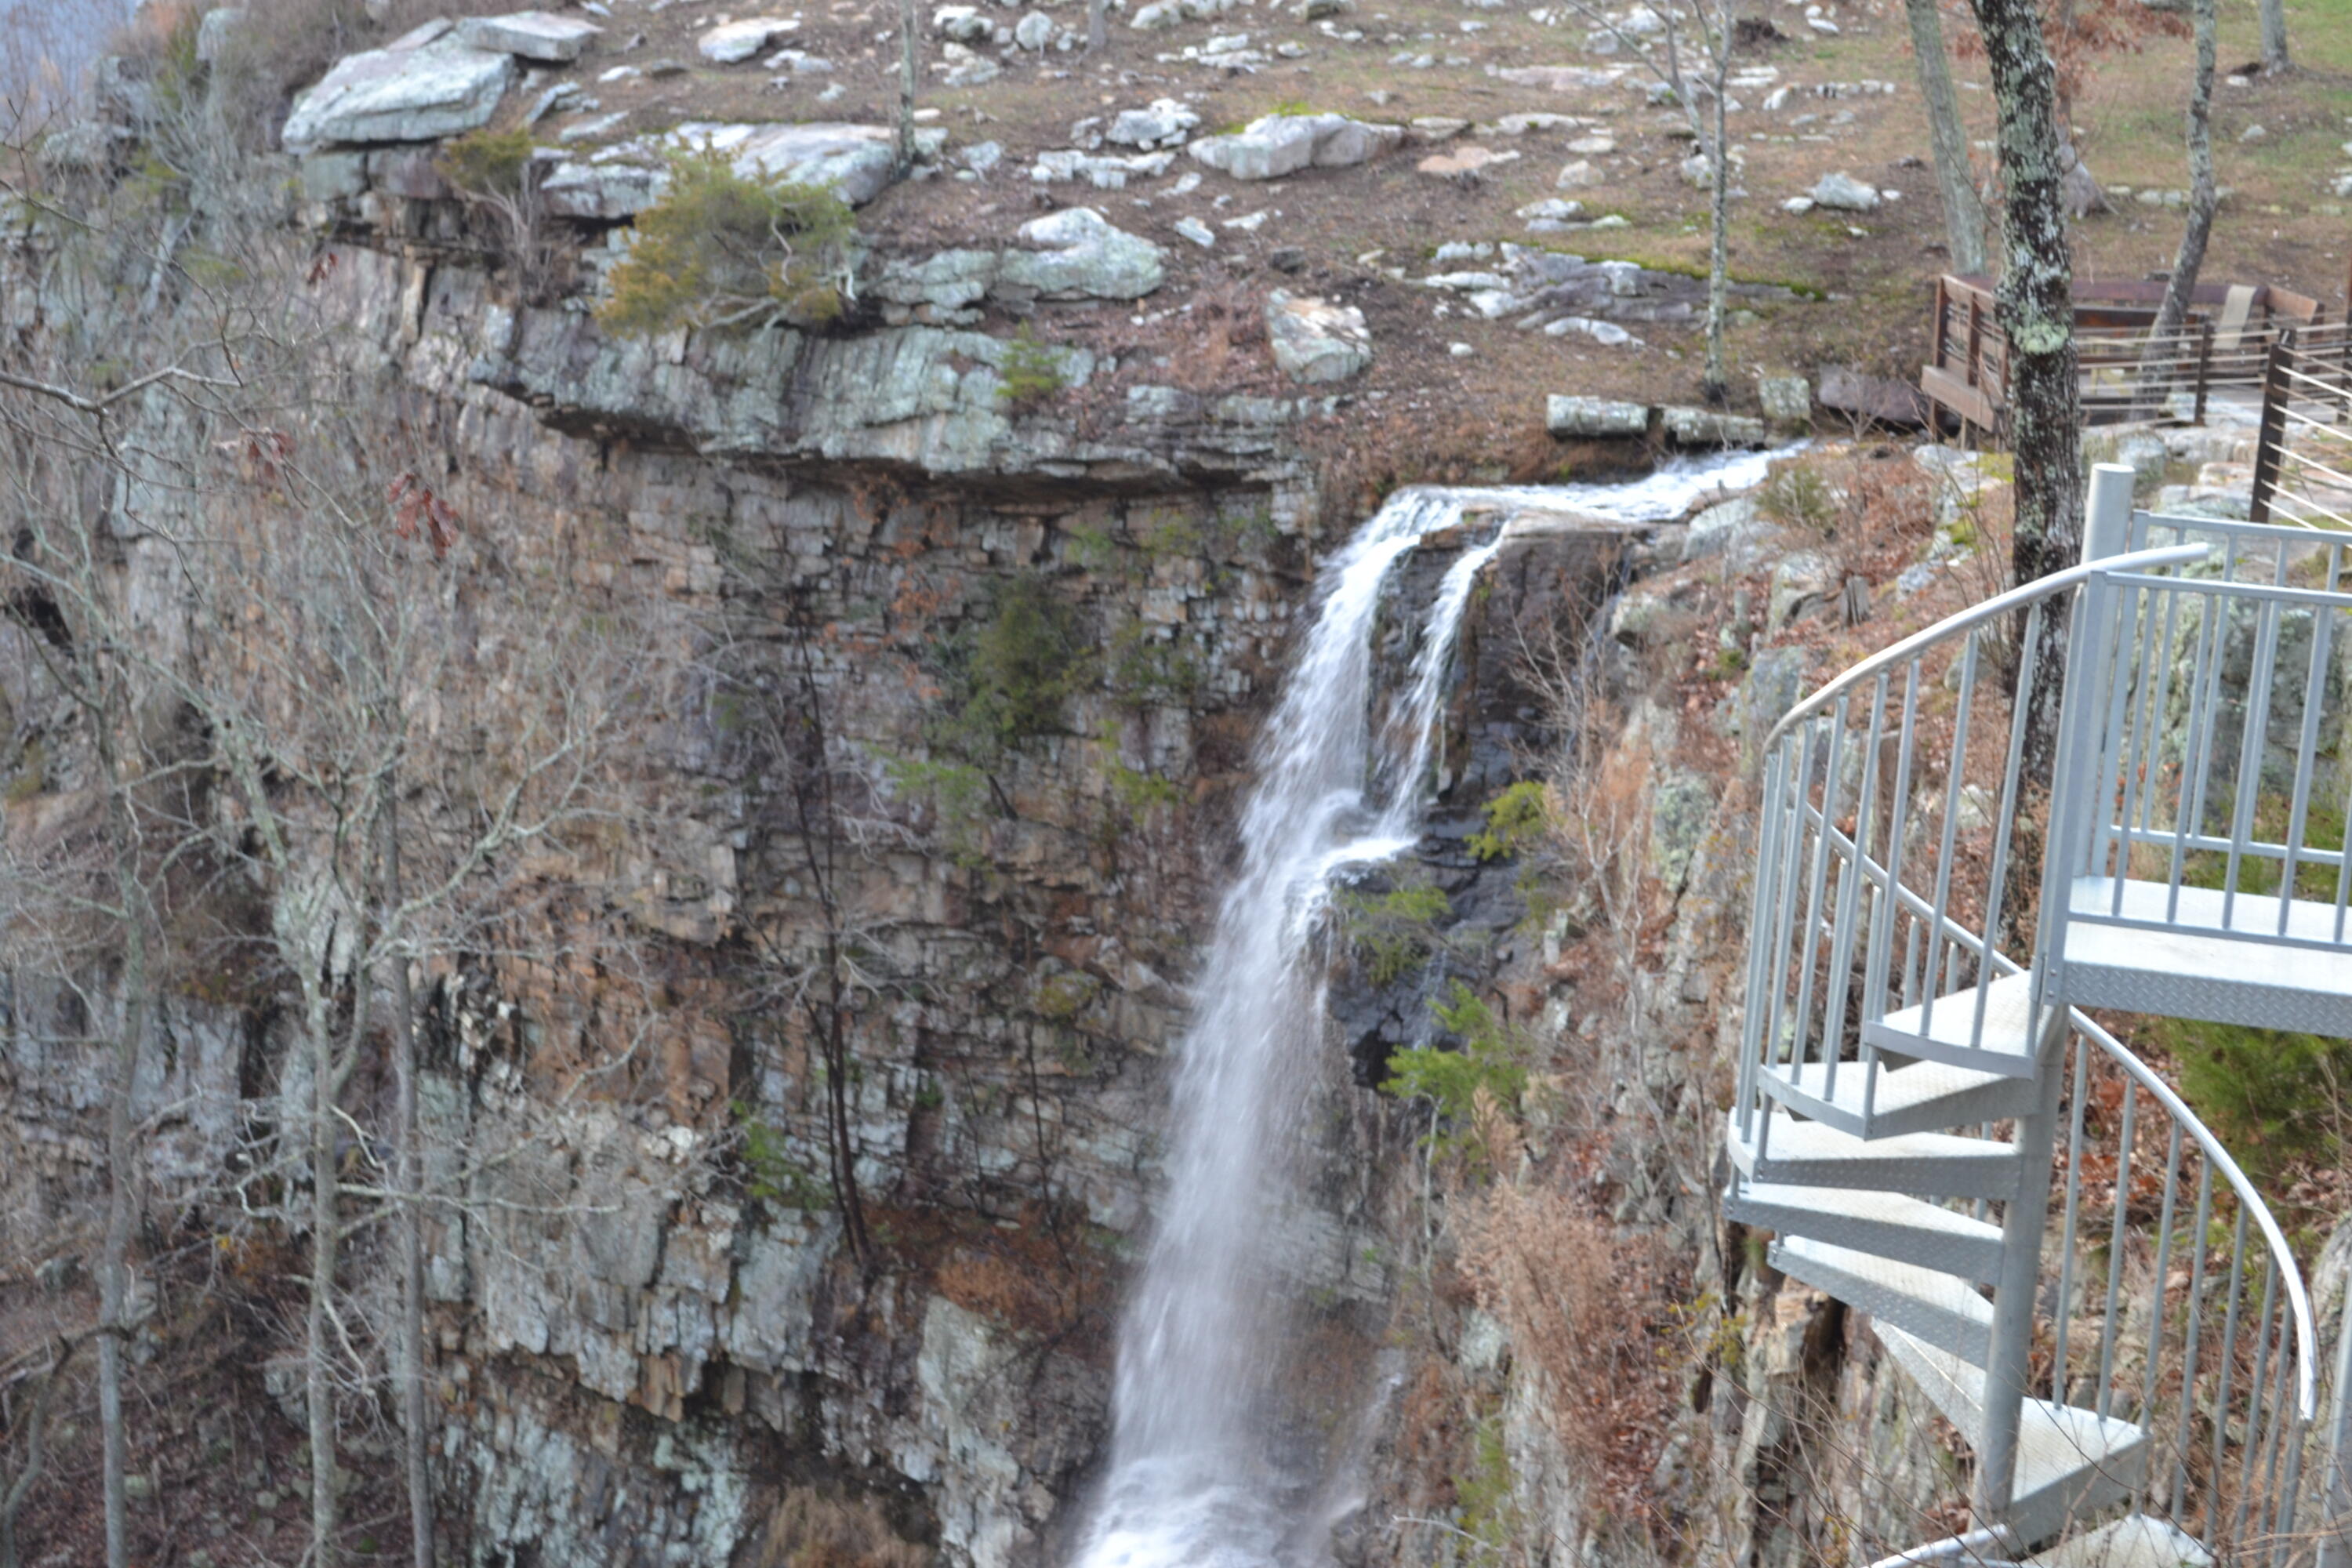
[477,0,2352,452]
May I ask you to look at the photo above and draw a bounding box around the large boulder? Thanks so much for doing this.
[456,12,604,61]
[1809,170,1880,211]
[1265,290,1373,383]
[699,16,800,62]
[1105,98,1200,149]
[1663,405,1768,447]
[998,208,1166,300]
[1188,112,1400,180]
[282,39,515,153]
[669,121,899,205]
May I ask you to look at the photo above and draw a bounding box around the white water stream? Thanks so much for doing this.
[1073,453,1786,1568]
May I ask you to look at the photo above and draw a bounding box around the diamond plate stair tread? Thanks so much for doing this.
[1866,971,2041,1076]
[2073,874,2352,946]
[1775,1235,1994,1361]
[2064,878,2352,1033]
[1878,1327,2147,1546]
[1728,1110,2021,1200]
[2024,1517,2212,1568]
[1727,1181,2005,1282]
[1761,1054,2042,1138]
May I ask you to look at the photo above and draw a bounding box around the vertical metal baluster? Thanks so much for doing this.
[1736,742,1788,1142]
[2098,1079,2138,1421]
[2172,589,2230,922]
[1921,635,1983,1031]
[2202,1204,2251,1553]
[1790,706,1851,1083]
[2095,579,2145,910]
[1903,917,1924,1011]
[2171,1162,2216,1513]
[1823,681,1890,1110]
[2115,578,2177,884]
[2252,1290,2295,1562]
[2267,1344,2308,1568]
[1756,732,1816,1163]
[1864,662,1926,1126]
[2222,595,2283,931]
[2053,1032,2091,1405]
[2278,591,2333,931]
[2136,1122,2186,1505]
[1972,605,2043,1051]
[2230,1260,2281,1549]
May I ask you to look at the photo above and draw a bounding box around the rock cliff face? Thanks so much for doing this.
[3,150,1708,1563]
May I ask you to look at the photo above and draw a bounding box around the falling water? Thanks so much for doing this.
[1074,452,1790,1568]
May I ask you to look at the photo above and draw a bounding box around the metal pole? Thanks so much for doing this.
[1980,464,2138,1529]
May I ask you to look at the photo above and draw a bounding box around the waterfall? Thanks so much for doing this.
[1074,452,1790,1568]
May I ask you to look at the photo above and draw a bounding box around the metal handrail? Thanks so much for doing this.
[1762,543,2208,752]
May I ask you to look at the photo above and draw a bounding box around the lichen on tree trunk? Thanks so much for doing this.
[1971,0,2083,769]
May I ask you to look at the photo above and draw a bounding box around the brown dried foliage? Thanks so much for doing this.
[1456,1100,1679,1523]
[742,1488,929,1568]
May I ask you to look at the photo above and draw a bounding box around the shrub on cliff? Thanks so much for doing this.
[598,147,855,336]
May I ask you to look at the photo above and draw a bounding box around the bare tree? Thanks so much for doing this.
[1905,0,1989,275]
[1552,0,1739,398]
[2142,0,2216,351]
[897,0,920,169]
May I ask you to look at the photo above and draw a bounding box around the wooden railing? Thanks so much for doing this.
[1922,275,2335,437]
[2249,322,2352,529]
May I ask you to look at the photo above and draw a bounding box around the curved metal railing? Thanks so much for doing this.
[1733,522,2325,1560]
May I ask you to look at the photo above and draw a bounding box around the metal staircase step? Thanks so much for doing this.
[1726,1182,2006,1283]
[2023,1517,2212,1568]
[1758,1054,2044,1140]
[1727,1110,2022,1201]
[1771,1235,1994,1363]
[1864,971,2042,1079]
[2062,877,2352,1036]
[1878,1327,2148,1548]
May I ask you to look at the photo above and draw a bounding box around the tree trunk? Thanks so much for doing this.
[1906,0,1990,274]
[96,725,145,1568]
[2259,0,2287,74]
[307,982,341,1568]
[1087,0,1106,53]
[385,791,434,1568]
[2145,0,2217,362]
[1970,0,2082,771]
[897,0,919,168]
[1703,38,1730,401]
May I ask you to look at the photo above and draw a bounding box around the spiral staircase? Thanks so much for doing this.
[1722,464,2352,1566]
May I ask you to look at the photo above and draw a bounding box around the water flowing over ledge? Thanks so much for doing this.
[1072,448,1790,1568]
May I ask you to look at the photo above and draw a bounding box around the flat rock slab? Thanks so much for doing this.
[1266,289,1372,383]
[671,121,898,205]
[283,41,515,152]
[1547,394,1649,437]
[1494,64,1629,90]
[699,17,799,62]
[456,12,604,60]
[1189,113,1401,180]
